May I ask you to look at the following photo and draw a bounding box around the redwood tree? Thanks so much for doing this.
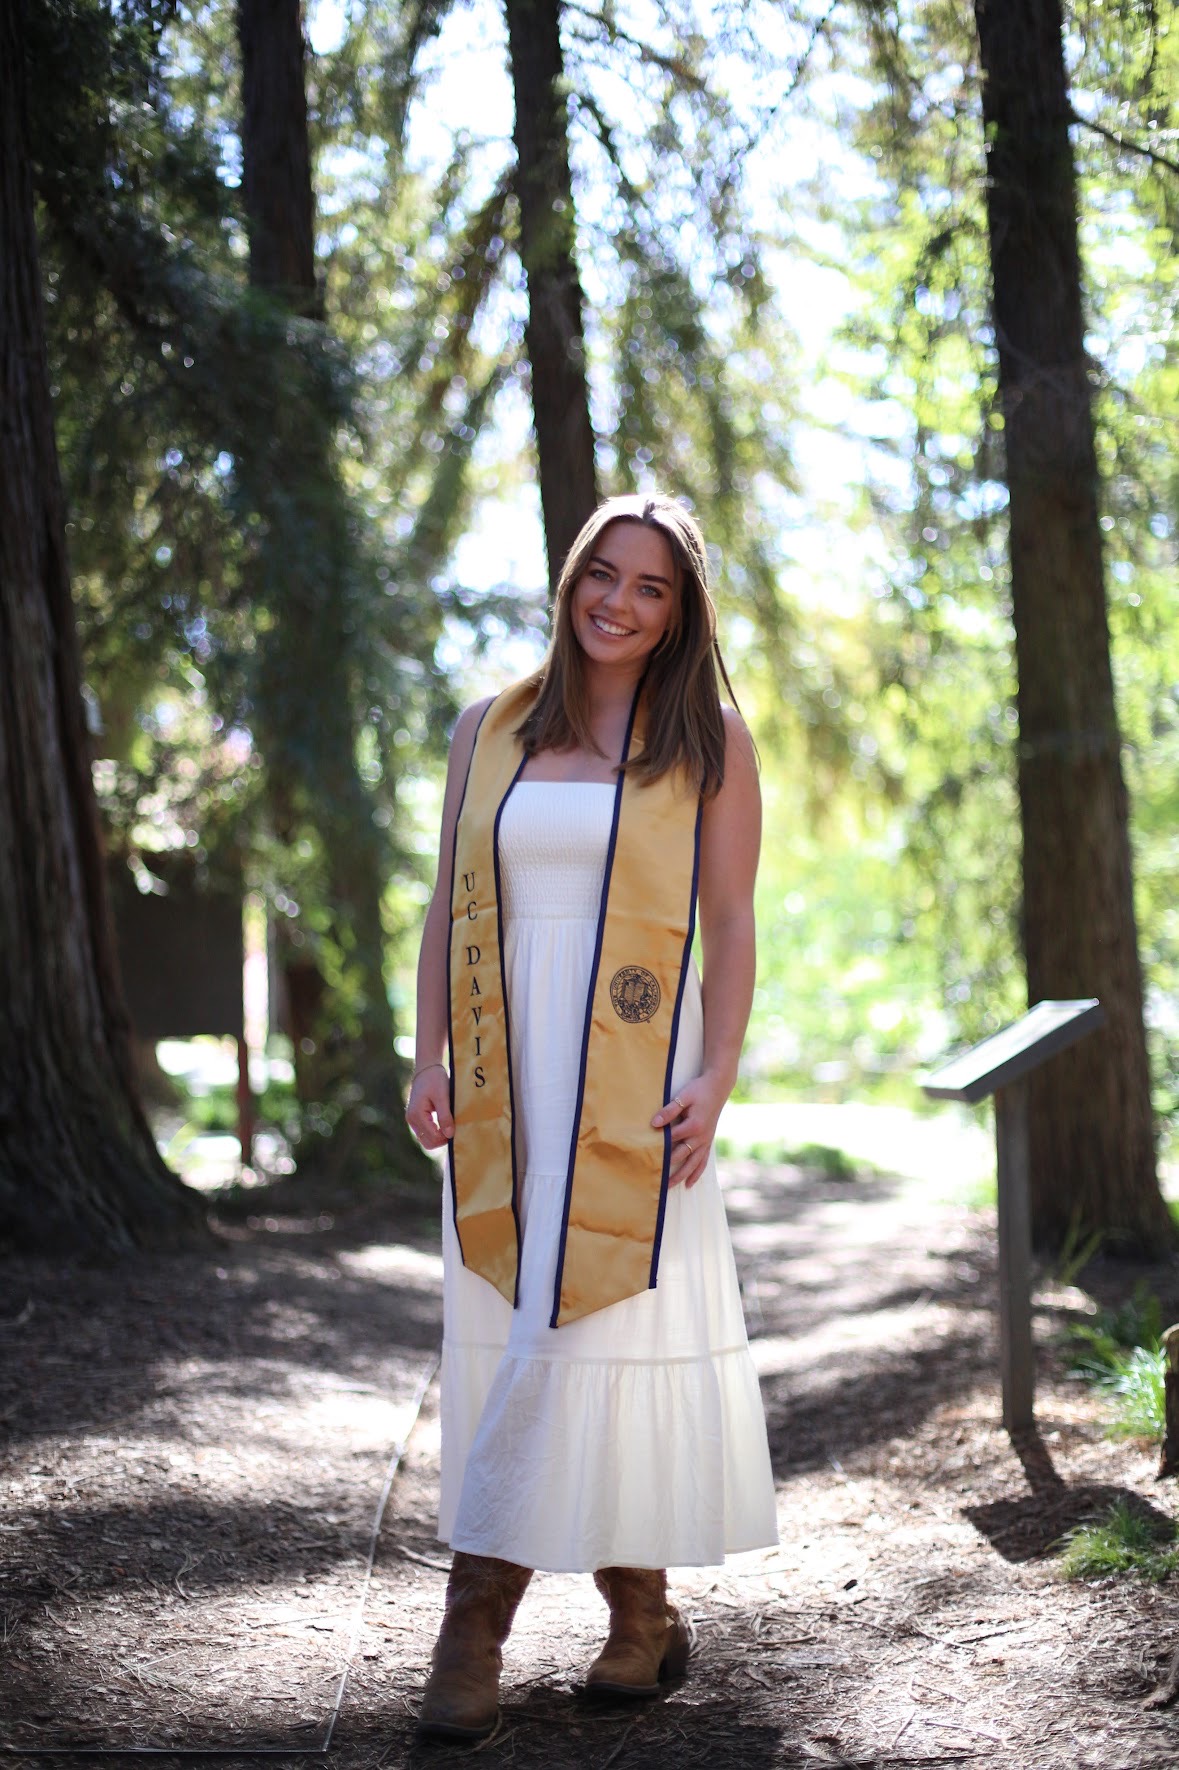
[504,0,598,585]
[974,0,1173,1252]
[0,0,201,1254]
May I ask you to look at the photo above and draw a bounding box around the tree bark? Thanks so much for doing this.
[974,0,1172,1253]
[0,0,202,1254]
[236,0,429,1180]
[238,0,319,311]
[504,0,598,586]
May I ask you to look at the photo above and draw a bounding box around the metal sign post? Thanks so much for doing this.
[922,998,1105,1434]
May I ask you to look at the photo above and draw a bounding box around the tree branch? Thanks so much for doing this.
[563,3,708,91]
[1070,108,1179,179]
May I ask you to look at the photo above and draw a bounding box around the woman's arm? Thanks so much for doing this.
[405,696,494,1152]
[651,706,760,1187]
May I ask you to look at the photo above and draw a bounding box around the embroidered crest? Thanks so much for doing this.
[610,965,661,1024]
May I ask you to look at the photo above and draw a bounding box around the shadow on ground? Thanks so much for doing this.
[963,1425,1177,1562]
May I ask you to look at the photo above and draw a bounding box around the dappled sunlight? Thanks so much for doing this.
[750,1295,989,1383]
[335,1241,444,1289]
[6,1167,1179,1763]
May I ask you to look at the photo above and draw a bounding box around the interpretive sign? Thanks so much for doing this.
[920,998,1105,1105]
[920,998,1106,1433]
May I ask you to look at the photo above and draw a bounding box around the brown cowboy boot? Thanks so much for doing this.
[585,1566,692,1696]
[417,1551,533,1740]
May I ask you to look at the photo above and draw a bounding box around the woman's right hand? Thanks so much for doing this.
[406,1064,454,1151]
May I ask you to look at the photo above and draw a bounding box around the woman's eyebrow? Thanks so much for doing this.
[588,552,673,587]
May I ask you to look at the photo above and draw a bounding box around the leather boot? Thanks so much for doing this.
[417,1551,532,1740]
[585,1567,692,1696]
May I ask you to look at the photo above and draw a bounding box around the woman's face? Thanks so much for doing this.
[570,520,677,676]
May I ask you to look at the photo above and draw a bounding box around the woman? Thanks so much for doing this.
[406,493,777,1739]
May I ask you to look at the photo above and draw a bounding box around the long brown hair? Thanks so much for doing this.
[516,494,740,797]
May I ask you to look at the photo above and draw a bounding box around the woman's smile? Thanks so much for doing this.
[588,611,637,638]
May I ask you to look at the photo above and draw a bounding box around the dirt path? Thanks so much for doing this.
[3,1159,1179,1768]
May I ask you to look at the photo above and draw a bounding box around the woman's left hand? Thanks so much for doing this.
[651,1072,729,1190]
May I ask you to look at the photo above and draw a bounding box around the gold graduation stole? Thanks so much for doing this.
[447,678,703,1327]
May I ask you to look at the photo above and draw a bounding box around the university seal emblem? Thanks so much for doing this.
[609,965,661,1024]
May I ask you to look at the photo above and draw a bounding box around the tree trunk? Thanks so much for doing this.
[0,0,202,1254]
[236,0,429,1182]
[504,0,598,586]
[238,0,319,311]
[974,0,1172,1254]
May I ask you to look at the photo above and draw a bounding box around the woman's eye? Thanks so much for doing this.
[639,583,663,597]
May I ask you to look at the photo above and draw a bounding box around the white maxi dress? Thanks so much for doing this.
[438,781,778,1572]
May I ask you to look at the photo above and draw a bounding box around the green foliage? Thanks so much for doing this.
[785,1142,863,1181]
[1066,1283,1166,1440]
[33,0,530,1165]
[959,1169,997,1214]
[1050,1216,1106,1288]
[1105,1347,1167,1442]
[797,0,1179,1149]
[825,3,1025,1052]
[742,1139,867,1181]
[177,1077,300,1141]
[749,754,944,1095]
[1058,1500,1179,1583]
[32,0,1179,1168]
[1066,1281,1163,1370]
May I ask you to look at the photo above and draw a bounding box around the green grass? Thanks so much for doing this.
[719,1139,880,1181]
[1050,1216,1106,1287]
[787,1142,863,1182]
[1065,1282,1166,1440]
[1058,1500,1179,1583]
[1104,1346,1167,1439]
[736,1140,866,1180]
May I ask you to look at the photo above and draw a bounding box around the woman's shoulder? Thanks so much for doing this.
[445,697,497,782]
[720,704,758,768]
[454,694,497,737]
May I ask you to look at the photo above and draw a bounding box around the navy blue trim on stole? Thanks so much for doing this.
[446,700,494,1267]
[492,751,529,1306]
[648,795,704,1289]
[548,685,643,1330]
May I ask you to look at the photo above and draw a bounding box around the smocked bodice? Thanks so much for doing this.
[498,782,614,923]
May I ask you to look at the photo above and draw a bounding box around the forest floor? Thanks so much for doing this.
[4,1149,1179,1770]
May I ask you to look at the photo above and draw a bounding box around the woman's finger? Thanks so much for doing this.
[668,1140,709,1188]
[651,1093,691,1130]
[415,1119,452,1150]
[669,1134,707,1175]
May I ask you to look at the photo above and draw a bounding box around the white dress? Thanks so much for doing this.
[438,781,778,1572]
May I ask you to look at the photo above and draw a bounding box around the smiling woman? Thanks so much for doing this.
[404,493,777,1739]
[514,496,734,795]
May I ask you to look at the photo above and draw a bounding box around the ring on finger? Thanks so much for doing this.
[686,1141,695,1155]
